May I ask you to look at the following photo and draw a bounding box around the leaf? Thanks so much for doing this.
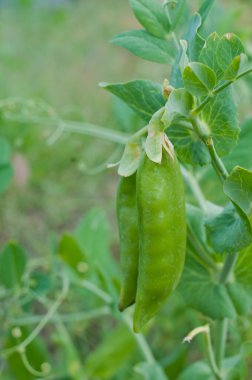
[145,108,165,163]
[226,282,252,316]
[129,0,170,38]
[179,256,237,320]
[111,30,175,64]
[0,164,13,193]
[74,208,119,295]
[57,234,88,278]
[183,13,205,61]
[217,33,245,73]
[224,118,252,171]
[198,0,215,24]
[183,62,216,97]
[201,88,239,157]
[200,32,223,80]
[167,121,210,166]
[118,140,142,176]
[205,203,252,255]
[224,53,248,81]
[177,361,213,380]
[85,324,136,379]
[0,242,27,289]
[166,0,186,32]
[29,271,52,295]
[223,166,252,216]
[235,241,252,293]
[134,362,168,380]
[100,80,165,122]
[164,88,194,124]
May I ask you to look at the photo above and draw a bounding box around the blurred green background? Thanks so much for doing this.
[0,1,252,379]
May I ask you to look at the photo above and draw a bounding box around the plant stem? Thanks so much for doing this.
[205,137,229,181]
[4,114,129,145]
[181,166,207,212]
[190,118,229,181]
[205,329,222,380]
[214,319,228,369]
[123,313,155,364]
[187,225,216,271]
[191,66,252,115]
[219,252,238,284]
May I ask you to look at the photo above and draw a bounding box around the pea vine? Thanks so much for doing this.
[1,1,252,379]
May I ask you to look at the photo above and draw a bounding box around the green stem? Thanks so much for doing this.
[205,137,229,181]
[4,114,129,145]
[205,330,222,380]
[123,313,155,364]
[191,66,252,115]
[190,118,229,181]
[214,319,228,369]
[181,166,207,212]
[187,225,216,271]
[219,252,238,284]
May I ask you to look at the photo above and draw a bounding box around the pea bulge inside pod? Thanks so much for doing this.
[133,148,187,333]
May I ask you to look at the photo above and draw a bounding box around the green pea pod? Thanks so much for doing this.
[133,150,186,332]
[117,173,139,311]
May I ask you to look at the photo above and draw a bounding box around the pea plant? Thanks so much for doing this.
[1,0,252,379]
[103,0,252,378]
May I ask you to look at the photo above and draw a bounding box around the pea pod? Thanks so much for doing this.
[133,149,186,332]
[117,173,139,311]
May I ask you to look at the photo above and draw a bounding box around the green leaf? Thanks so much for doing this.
[85,324,136,379]
[224,53,248,81]
[74,208,119,296]
[198,0,215,24]
[164,88,194,124]
[29,271,52,295]
[129,0,170,38]
[100,80,165,122]
[223,166,252,216]
[205,203,252,254]
[118,140,142,176]
[134,362,168,380]
[0,242,27,289]
[183,13,205,61]
[179,255,237,319]
[145,108,165,164]
[165,0,186,32]
[0,164,13,193]
[183,62,216,97]
[224,118,252,171]
[235,242,252,293]
[226,282,252,316]
[111,30,175,64]
[167,120,210,166]
[57,234,88,278]
[177,361,213,380]
[201,88,239,157]
[217,33,245,73]
[200,32,223,80]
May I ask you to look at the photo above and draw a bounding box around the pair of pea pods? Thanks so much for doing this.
[117,148,187,333]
